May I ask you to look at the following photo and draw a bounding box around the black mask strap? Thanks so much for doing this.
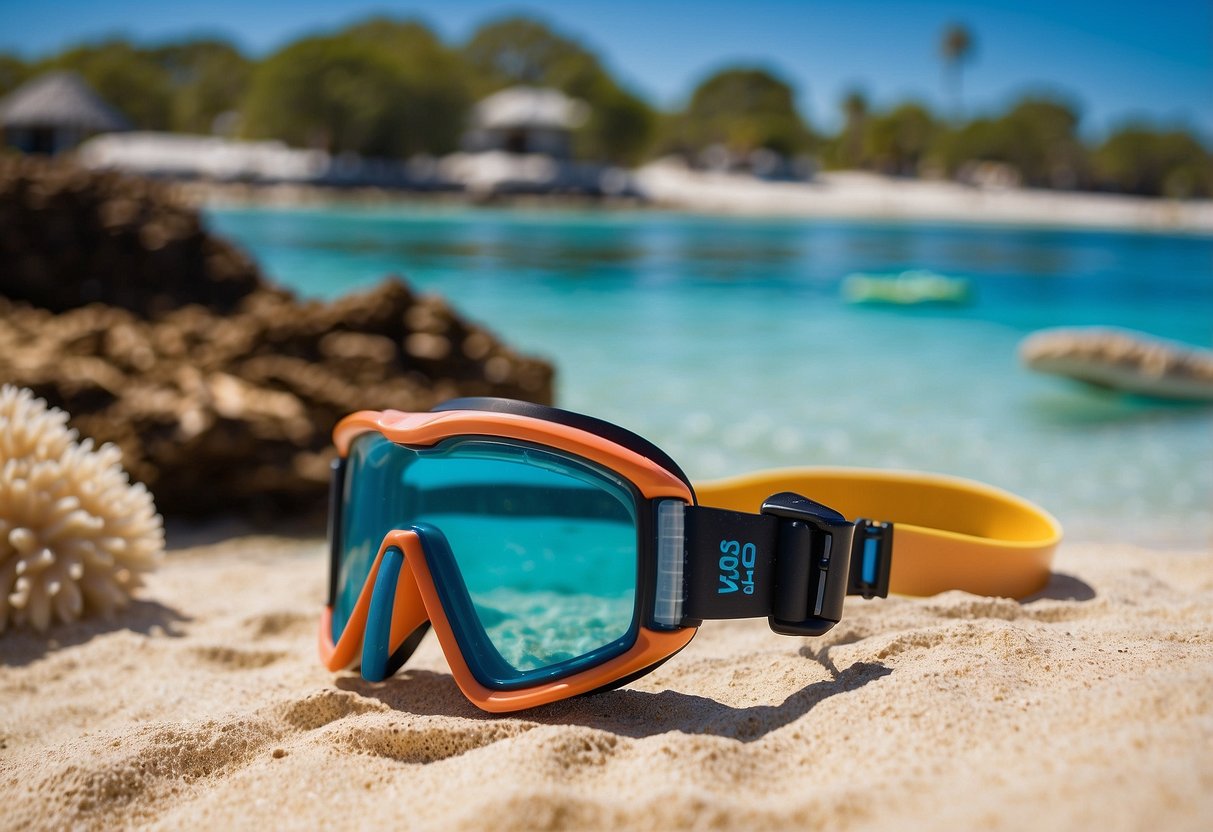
[677,492,893,637]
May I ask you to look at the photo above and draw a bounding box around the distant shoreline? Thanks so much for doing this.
[177,165,1213,236]
[636,164,1213,235]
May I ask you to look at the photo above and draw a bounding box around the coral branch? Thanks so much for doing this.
[0,386,164,632]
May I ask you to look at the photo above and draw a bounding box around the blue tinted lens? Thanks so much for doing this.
[333,433,400,641]
[332,433,639,681]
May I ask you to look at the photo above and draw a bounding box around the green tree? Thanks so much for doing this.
[43,40,173,129]
[837,89,869,167]
[242,36,411,155]
[0,53,28,98]
[463,16,602,94]
[932,96,1084,187]
[670,67,813,158]
[575,77,656,165]
[242,20,470,157]
[864,102,937,175]
[150,40,251,134]
[463,16,655,164]
[940,23,975,119]
[340,18,472,155]
[1094,125,1213,198]
[342,16,451,56]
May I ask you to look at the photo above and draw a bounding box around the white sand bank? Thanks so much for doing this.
[1,536,1211,830]
[635,162,1213,233]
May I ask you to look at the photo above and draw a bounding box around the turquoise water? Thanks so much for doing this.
[207,206,1213,547]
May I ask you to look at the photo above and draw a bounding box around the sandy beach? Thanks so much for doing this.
[635,163,1213,233]
[2,534,1210,831]
[173,165,1213,236]
[3,5,1211,830]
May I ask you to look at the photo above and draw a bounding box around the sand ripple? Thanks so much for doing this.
[1,538,1211,831]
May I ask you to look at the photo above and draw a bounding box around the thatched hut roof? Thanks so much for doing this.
[0,71,131,132]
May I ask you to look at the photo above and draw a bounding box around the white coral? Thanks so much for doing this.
[0,386,164,632]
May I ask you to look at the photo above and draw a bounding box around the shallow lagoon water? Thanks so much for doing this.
[207,206,1213,547]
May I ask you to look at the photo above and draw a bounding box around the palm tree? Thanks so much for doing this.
[940,24,974,120]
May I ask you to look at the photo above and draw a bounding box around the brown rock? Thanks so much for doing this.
[0,157,555,520]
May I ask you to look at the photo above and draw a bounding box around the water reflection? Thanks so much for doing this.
[205,206,1213,545]
[1025,388,1213,426]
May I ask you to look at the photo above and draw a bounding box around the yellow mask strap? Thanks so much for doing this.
[694,467,1062,599]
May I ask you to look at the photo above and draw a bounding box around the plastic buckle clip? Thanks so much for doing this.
[849,519,894,599]
[761,491,856,637]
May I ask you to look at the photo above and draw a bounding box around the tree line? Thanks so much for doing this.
[1,15,1209,198]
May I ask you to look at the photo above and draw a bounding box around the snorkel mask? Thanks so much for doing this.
[319,398,1061,712]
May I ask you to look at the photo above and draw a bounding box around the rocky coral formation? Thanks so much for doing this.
[0,156,262,317]
[0,157,554,518]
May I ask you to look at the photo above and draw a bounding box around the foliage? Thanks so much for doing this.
[932,96,1087,187]
[831,89,870,169]
[0,53,29,98]
[820,96,938,175]
[462,16,655,164]
[862,102,938,175]
[242,37,412,156]
[939,23,975,117]
[940,24,975,65]
[24,39,248,134]
[822,91,1209,196]
[340,17,472,154]
[242,19,470,156]
[575,77,656,165]
[464,15,601,94]
[149,40,251,135]
[1093,126,1213,198]
[42,41,175,130]
[663,67,813,158]
[7,15,1211,198]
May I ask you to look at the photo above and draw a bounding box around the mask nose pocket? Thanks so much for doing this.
[361,543,430,682]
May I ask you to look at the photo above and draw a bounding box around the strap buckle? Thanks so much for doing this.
[761,492,856,637]
[849,519,894,599]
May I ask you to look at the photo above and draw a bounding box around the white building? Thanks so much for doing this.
[463,86,589,159]
[78,132,329,182]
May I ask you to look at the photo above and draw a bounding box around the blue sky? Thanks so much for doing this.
[0,0,1209,138]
